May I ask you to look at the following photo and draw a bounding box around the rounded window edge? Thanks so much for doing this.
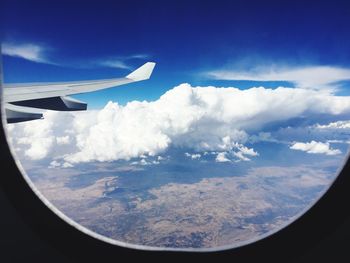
[1,58,350,261]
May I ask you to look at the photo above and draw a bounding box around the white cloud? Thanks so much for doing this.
[326,140,344,144]
[2,42,52,64]
[232,151,250,161]
[7,83,350,165]
[232,144,259,162]
[9,111,73,161]
[62,162,74,168]
[140,159,149,165]
[49,160,61,168]
[290,141,341,155]
[129,54,150,59]
[217,138,259,162]
[316,120,350,129]
[234,143,259,157]
[2,41,149,69]
[207,65,350,91]
[56,136,70,145]
[265,119,350,147]
[98,59,131,70]
[215,152,231,162]
[185,153,201,159]
[15,114,56,160]
[96,54,151,70]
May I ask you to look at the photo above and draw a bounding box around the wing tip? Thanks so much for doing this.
[126,62,156,81]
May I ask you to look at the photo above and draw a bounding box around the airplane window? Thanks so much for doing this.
[1,0,350,252]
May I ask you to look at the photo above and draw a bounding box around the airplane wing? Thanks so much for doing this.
[3,62,156,123]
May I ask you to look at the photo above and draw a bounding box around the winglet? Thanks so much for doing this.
[126,62,156,81]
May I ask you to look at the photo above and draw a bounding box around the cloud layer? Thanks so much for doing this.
[7,83,350,166]
[207,65,350,91]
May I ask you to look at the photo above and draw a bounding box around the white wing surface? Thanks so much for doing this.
[3,62,155,123]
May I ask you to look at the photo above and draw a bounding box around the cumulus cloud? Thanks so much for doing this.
[232,144,259,162]
[7,83,350,166]
[9,110,75,160]
[2,42,53,64]
[16,116,55,160]
[290,141,341,155]
[215,152,230,162]
[215,140,259,162]
[207,65,350,91]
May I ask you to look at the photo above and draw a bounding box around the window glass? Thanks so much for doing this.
[2,0,350,251]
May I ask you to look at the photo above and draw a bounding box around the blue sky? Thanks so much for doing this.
[2,0,350,108]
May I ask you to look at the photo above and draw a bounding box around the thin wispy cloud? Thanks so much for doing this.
[129,54,150,59]
[96,54,151,70]
[1,42,55,64]
[1,41,150,70]
[206,65,350,91]
[98,59,132,70]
